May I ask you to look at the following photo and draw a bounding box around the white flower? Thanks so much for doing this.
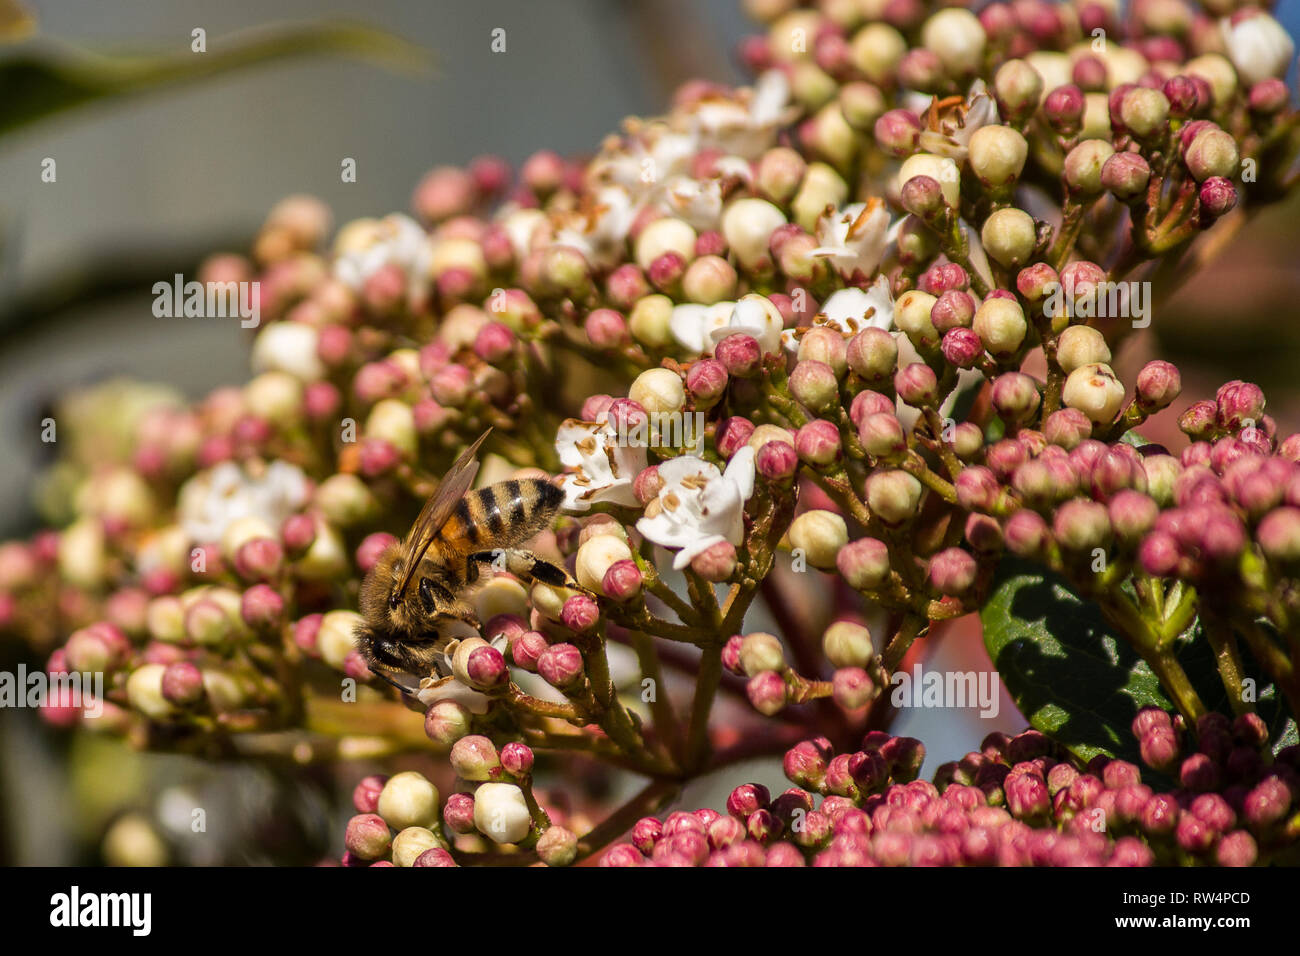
[553,186,637,268]
[811,198,892,280]
[917,80,999,162]
[781,274,895,350]
[636,447,756,570]
[1221,12,1294,87]
[250,322,324,381]
[691,70,798,159]
[660,176,724,231]
[332,213,427,290]
[670,301,735,356]
[556,417,648,512]
[710,294,785,354]
[177,459,310,545]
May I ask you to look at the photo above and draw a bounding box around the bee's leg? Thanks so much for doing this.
[470,548,584,591]
[419,576,460,613]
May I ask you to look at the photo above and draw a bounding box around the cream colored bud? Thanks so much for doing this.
[126,663,175,720]
[318,609,365,670]
[629,294,675,349]
[898,153,960,208]
[739,632,787,675]
[1055,325,1112,374]
[392,827,446,867]
[629,368,687,415]
[973,297,1028,357]
[967,125,1028,187]
[823,621,874,669]
[921,8,986,76]
[1063,362,1126,425]
[980,208,1037,268]
[575,534,633,593]
[634,217,697,272]
[722,198,788,270]
[473,782,532,844]
[849,23,907,85]
[378,771,441,830]
[365,399,418,457]
[792,163,849,232]
[788,509,849,569]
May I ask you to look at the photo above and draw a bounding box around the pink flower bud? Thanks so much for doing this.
[756,439,799,481]
[716,416,756,458]
[560,594,599,633]
[538,642,585,689]
[1199,176,1237,218]
[928,548,977,596]
[873,109,921,157]
[424,700,472,746]
[715,333,762,378]
[234,537,283,582]
[500,742,534,776]
[465,645,508,689]
[352,775,388,814]
[239,583,284,630]
[690,541,738,582]
[895,363,938,407]
[1044,84,1085,134]
[837,537,891,590]
[832,667,874,710]
[746,671,787,716]
[431,363,473,407]
[345,813,392,860]
[161,661,205,707]
[473,322,515,363]
[412,848,458,867]
[795,420,841,466]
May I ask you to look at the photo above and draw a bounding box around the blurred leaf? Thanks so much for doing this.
[0,21,430,140]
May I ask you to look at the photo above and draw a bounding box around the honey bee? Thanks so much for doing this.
[355,429,573,691]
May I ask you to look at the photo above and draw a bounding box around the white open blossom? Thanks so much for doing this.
[636,447,756,570]
[1221,12,1295,87]
[917,80,999,162]
[811,198,893,280]
[670,301,735,356]
[556,417,648,512]
[709,295,785,354]
[553,185,637,269]
[782,274,895,351]
[690,70,799,159]
[177,460,310,546]
[332,213,428,290]
[661,176,724,231]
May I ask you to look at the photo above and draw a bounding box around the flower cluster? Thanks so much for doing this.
[588,710,1298,867]
[2,0,1299,866]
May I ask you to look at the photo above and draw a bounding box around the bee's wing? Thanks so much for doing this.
[394,429,491,601]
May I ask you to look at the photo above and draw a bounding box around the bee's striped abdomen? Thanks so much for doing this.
[435,478,563,553]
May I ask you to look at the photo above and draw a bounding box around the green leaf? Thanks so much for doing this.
[981,558,1171,765]
[982,558,1297,766]
[0,22,430,140]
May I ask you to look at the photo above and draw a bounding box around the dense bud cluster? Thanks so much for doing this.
[3,0,1298,866]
